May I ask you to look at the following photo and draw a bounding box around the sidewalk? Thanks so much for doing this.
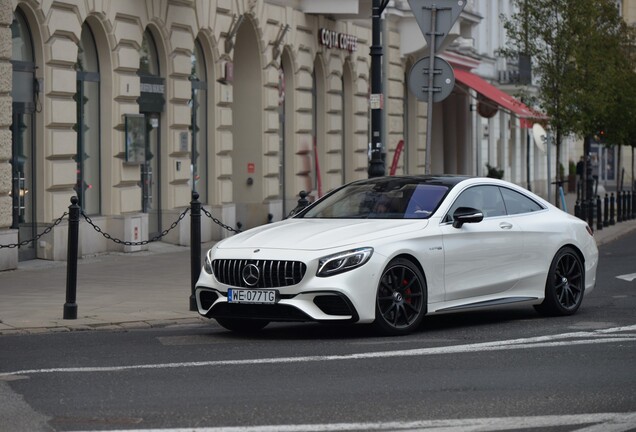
[0,242,210,335]
[1,200,635,335]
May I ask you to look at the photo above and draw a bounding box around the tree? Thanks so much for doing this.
[605,23,636,191]
[500,0,635,205]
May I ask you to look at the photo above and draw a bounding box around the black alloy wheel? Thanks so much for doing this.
[374,258,427,335]
[535,246,585,316]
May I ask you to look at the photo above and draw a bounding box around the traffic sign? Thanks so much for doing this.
[407,0,466,51]
[408,56,455,103]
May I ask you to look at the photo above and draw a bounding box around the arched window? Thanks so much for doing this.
[312,57,326,197]
[190,38,208,203]
[342,61,354,183]
[76,23,101,215]
[278,64,285,209]
[280,50,297,214]
[138,29,164,237]
[139,31,159,76]
[11,8,37,260]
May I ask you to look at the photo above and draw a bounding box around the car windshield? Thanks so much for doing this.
[301,181,449,219]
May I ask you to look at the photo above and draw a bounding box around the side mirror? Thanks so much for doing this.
[452,206,484,229]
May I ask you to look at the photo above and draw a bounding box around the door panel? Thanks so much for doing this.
[441,218,522,300]
[440,185,523,301]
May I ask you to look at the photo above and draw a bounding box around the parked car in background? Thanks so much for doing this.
[195,175,598,335]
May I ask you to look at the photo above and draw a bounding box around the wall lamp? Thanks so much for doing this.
[224,14,244,54]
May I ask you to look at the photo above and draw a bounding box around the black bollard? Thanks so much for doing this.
[610,193,616,225]
[623,191,629,221]
[617,190,623,223]
[619,191,624,221]
[586,199,594,229]
[580,200,587,222]
[287,190,311,218]
[632,190,636,219]
[64,196,80,319]
[574,200,582,219]
[596,196,602,231]
[603,194,609,227]
[298,190,309,208]
[190,191,201,312]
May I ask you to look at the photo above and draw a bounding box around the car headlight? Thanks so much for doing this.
[203,251,214,274]
[317,247,373,277]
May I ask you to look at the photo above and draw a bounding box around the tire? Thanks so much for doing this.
[373,258,427,335]
[215,318,269,333]
[535,247,585,316]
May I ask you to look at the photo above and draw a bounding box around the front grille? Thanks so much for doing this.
[212,259,306,288]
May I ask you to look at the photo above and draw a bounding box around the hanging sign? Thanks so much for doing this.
[138,75,165,112]
[318,28,358,52]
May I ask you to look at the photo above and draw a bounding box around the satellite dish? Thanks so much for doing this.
[533,123,547,153]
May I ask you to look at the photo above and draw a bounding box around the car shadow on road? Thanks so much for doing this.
[203,307,544,341]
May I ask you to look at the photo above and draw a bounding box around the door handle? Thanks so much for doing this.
[499,222,513,230]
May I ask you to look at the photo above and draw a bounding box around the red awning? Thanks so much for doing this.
[454,69,543,122]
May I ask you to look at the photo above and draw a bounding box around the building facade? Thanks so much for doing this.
[0,0,378,270]
[0,0,555,270]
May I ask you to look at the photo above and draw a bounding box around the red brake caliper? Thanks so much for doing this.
[403,279,412,304]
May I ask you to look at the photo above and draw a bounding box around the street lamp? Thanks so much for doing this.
[368,0,389,178]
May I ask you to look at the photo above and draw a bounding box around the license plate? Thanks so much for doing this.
[227,289,278,304]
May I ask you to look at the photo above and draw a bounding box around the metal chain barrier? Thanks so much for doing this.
[201,207,242,234]
[81,208,190,246]
[1,206,240,250]
[0,212,69,249]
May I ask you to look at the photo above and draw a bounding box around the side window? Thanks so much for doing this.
[444,186,484,222]
[480,186,506,217]
[445,185,506,222]
[500,187,544,215]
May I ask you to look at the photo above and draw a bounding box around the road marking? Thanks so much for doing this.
[616,272,636,282]
[68,412,636,432]
[1,324,635,378]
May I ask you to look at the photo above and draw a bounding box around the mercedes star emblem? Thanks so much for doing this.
[242,263,260,287]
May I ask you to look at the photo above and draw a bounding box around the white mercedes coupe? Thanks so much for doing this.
[195,176,598,335]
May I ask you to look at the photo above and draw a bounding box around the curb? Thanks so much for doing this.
[0,317,207,336]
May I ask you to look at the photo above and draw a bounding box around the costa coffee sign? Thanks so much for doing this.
[318,28,358,53]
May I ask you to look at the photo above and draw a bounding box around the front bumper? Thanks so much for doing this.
[194,248,385,324]
[195,287,359,323]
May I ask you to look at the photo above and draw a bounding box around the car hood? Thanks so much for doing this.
[217,218,429,251]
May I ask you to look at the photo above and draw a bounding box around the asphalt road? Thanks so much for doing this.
[1,233,635,432]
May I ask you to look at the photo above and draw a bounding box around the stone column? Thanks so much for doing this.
[0,0,17,270]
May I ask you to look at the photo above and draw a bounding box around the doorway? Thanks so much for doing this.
[11,11,37,261]
[140,112,161,238]
[11,100,36,261]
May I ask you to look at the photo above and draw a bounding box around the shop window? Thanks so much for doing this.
[190,38,208,203]
[75,23,101,215]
